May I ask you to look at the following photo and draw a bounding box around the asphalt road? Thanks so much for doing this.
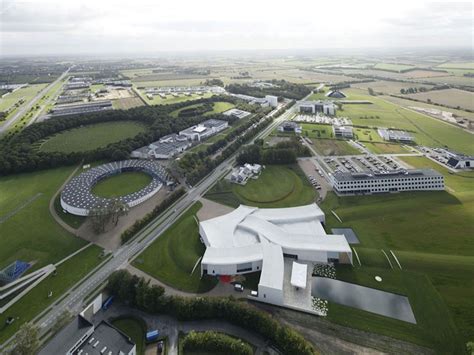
[0,68,71,134]
[0,102,294,351]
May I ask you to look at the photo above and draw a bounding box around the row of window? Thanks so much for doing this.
[339,181,444,189]
[338,176,443,186]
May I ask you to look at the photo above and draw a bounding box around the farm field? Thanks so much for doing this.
[133,202,218,293]
[311,138,361,156]
[0,166,89,271]
[38,121,147,153]
[92,171,152,198]
[352,80,433,94]
[205,165,316,208]
[320,154,474,351]
[0,244,104,345]
[373,63,416,72]
[402,88,474,111]
[113,97,144,110]
[338,89,474,154]
[436,62,474,70]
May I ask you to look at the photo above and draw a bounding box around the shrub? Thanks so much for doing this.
[182,331,253,355]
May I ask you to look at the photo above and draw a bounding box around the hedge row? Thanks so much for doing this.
[181,331,253,355]
[120,187,186,244]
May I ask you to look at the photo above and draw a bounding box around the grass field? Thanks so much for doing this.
[364,142,409,154]
[436,62,474,70]
[53,194,86,229]
[111,316,147,355]
[403,88,474,111]
[338,88,474,154]
[170,101,234,118]
[38,121,147,153]
[133,202,218,293]
[373,63,416,72]
[0,84,47,112]
[91,171,152,198]
[311,139,361,156]
[353,80,433,94]
[0,166,90,270]
[205,165,316,208]
[320,153,474,351]
[141,91,213,106]
[0,244,104,344]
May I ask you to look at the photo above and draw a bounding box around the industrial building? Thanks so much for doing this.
[333,125,353,138]
[223,108,252,119]
[50,101,113,117]
[331,169,444,195]
[145,86,225,95]
[199,204,352,306]
[179,119,228,141]
[278,121,302,134]
[297,100,337,116]
[230,94,279,108]
[38,315,136,355]
[131,133,192,160]
[378,128,414,143]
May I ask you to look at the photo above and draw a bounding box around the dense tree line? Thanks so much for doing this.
[0,96,240,175]
[177,103,214,117]
[236,138,310,166]
[120,187,186,244]
[226,80,311,100]
[182,331,253,355]
[107,270,316,355]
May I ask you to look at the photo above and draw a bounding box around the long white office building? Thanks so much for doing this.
[199,204,352,306]
[179,119,228,141]
[331,169,444,195]
[297,100,337,116]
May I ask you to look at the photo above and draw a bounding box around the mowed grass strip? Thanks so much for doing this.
[0,166,89,270]
[91,171,152,198]
[0,244,104,344]
[311,139,361,156]
[111,316,147,355]
[133,202,218,293]
[39,121,146,153]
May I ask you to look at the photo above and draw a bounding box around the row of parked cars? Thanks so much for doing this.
[308,175,322,190]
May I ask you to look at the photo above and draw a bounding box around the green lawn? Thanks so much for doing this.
[205,165,316,208]
[111,316,147,355]
[170,101,234,118]
[0,84,48,113]
[352,127,384,143]
[338,88,474,155]
[92,171,152,198]
[0,244,104,344]
[133,202,218,293]
[53,194,86,229]
[38,121,147,153]
[0,166,89,270]
[319,153,474,351]
[364,142,409,154]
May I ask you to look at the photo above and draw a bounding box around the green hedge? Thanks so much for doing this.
[182,331,253,355]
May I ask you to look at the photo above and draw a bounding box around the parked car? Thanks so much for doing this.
[250,290,258,297]
[234,283,244,292]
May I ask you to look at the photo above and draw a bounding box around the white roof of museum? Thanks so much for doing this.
[200,204,351,266]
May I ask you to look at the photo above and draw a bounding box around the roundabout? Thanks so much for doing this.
[60,160,171,216]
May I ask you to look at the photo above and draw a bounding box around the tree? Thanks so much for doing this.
[109,198,129,226]
[9,322,39,355]
[89,200,112,234]
[368,87,375,96]
[466,341,474,355]
[400,88,406,94]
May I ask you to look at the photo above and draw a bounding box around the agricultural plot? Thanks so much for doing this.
[205,165,317,208]
[352,80,433,94]
[402,88,474,111]
[38,121,147,153]
[339,89,474,154]
[373,63,416,72]
[133,202,218,293]
[113,97,144,110]
[436,62,474,70]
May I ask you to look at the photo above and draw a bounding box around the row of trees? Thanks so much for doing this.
[182,331,253,355]
[226,80,311,100]
[236,137,310,166]
[0,96,241,175]
[400,87,429,94]
[120,187,186,244]
[107,270,316,355]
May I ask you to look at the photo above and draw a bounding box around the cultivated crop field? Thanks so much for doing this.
[113,97,144,110]
[436,62,474,70]
[373,63,416,72]
[402,88,474,111]
[38,121,147,153]
[352,80,433,94]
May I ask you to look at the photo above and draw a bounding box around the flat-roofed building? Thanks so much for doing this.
[223,108,252,119]
[333,125,353,138]
[51,101,113,117]
[278,121,302,134]
[332,169,444,195]
[442,149,474,169]
[297,100,337,116]
[179,118,228,141]
[131,133,191,160]
[378,128,414,143]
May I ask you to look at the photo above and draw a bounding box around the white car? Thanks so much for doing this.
[234,284,244,292]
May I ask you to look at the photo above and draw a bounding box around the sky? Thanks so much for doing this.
[0,0,472,56]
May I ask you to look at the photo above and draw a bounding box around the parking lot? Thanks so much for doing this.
[297,158,331,202]
[324,154,403,175]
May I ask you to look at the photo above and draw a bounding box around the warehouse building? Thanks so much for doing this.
[230,94,279,108]
[51,101,113,117]
[378,128,414,143]
[199,204,352,306]
[38,316,136,355]
[297,100,337,116]
[331,169,444,195]
[179,119,228,141]
[131,133,192,160]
